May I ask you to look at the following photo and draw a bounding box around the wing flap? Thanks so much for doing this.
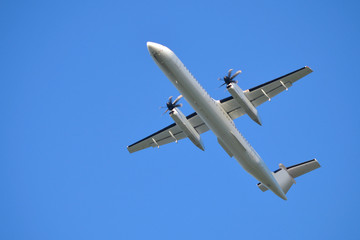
[219,97,246,119]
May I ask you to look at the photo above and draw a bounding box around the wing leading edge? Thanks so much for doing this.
[127,66,312,153]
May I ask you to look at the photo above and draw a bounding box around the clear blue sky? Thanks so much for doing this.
[1,1,360,239]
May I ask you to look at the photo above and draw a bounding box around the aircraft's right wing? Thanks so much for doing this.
[219,66,313,119]
[127,112,209,153]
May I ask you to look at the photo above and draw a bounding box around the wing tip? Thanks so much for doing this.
[305,66,313,72]
[313,158,321,168]
[127,146,135,154]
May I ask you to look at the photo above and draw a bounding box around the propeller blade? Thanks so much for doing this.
[173,95,183,105]
[227,69,233,77]
[162,109,169,115]
[219,82,227,88]
[230,70,242,80]
[168,96,173,104]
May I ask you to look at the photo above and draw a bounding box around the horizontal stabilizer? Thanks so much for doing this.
[286,159,321,178]
[257,159,320,193]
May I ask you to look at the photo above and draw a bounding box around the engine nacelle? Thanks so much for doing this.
[227,83,262,125]
[170,108,205,151]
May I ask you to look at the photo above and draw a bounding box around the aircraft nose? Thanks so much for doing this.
[147,42,164,55]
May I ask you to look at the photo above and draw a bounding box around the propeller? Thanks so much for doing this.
[218,69,242,87]
[161,95,183,114]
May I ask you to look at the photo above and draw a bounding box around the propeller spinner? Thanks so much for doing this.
[162,95,183,114]
[219,69,242,87]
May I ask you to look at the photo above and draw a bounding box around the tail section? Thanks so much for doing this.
[258,159,320,195]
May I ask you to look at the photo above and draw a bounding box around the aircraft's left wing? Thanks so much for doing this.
[127,113,209,153]
[219,66,313,119]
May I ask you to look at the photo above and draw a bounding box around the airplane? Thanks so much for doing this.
[127,42,320,200]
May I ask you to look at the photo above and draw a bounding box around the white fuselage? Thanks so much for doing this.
[147,42,286,200]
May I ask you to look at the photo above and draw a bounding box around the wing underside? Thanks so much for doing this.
[220,66,313,117]
[127,113,208,153]
[127,66,312,153]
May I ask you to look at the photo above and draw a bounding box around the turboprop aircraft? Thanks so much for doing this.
[127,42,320,200]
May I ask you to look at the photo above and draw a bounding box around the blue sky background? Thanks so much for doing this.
[1,1,360,239]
